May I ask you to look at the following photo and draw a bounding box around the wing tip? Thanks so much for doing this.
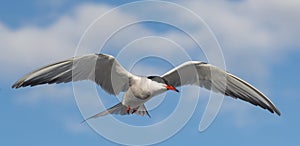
[274,108,281,116]
[12,80,38,89]
[264,104,281,116]
[266,100,281,116]
[11,81,23,89]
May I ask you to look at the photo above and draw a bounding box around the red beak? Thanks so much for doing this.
[165,85,179,92]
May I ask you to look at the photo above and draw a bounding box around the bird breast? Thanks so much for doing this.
[130,77,166,100]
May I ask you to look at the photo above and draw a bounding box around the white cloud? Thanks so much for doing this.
[0,4,113,69]
[1,3,191,80]
[2,1,298,80]
[176,0,300,77]
[14,84,73,105]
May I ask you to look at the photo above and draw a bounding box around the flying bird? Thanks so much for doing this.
[12,53,280,121]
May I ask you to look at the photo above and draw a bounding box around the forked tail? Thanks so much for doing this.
[82,103,150,123]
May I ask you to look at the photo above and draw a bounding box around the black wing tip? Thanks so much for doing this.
[11,82,23,89]
[269,108,281,116]
[145,110,151,118]
[262,104,281,116]
[266,101,281,116]
[11,85,17,89]
[274,109,281,116]
[11,81,38,89]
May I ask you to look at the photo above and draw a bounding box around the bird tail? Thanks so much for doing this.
[82,103,150,123]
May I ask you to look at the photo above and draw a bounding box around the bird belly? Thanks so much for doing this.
[121,77,166,108]
[122,89,151,108]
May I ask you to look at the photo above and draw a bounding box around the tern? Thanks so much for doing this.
[12,53,280,121]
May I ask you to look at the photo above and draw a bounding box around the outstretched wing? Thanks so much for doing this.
[162,61,281,115]
[12,54,134,95]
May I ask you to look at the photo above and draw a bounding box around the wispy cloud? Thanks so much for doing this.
[177,0,300,77]
[5,0,298,79]
[0,4,111,77]
[14,84,73,105]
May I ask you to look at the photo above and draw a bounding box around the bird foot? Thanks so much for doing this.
[126,106,131,114]
[131,107,139,114]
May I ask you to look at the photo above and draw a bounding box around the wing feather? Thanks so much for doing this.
[162,61,281,115]
[12,54,134,95]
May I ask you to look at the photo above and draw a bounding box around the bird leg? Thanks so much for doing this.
[126,106,131,114]
[131,107,139,114]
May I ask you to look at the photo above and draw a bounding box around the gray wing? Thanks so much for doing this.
[12,54,134,95]
[162,61,281,116]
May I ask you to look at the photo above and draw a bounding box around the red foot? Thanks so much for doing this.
[132,109,137,114]
[126,106,131,114]
[132,107,139,114]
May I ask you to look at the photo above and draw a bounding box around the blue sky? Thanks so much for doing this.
[1,0,300,145]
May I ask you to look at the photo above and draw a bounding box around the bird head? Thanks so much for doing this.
[147,76,179,92]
